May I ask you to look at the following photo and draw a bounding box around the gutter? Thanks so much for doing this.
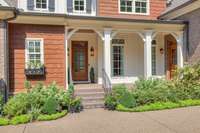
[18,11,187,25]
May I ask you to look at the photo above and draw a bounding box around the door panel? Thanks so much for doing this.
[166,40,177,79]
[72,41,88,81]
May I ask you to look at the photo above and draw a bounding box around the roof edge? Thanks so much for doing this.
[18,11,187,25]
[159,0,197,19]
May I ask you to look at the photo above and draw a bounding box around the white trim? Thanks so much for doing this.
[111,40,125,77]
[34,0,49,11]
[25,38,44,68]
[73,0,87,13]
[118,0,150,16]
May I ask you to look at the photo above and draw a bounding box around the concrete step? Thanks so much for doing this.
[75,88,104,93]
[81,96,105,102]
[75,91,105,97]
[83,101,105,109]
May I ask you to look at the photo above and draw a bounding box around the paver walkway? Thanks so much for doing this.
[1,106,200,133]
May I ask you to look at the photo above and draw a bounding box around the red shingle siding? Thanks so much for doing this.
[9,24,66,93]
[98,0,166,20]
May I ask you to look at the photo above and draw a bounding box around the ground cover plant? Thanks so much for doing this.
[0,82,82,126]
[105,63,200,112]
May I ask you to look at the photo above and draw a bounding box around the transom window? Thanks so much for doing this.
[35,0,47,9]
[152,40,156,75]
[112,39,125,77]
[74,0,86,12]
[26,39,44,68]
[120,0,148,14]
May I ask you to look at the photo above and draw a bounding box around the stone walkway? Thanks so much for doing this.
[1,106,200,133]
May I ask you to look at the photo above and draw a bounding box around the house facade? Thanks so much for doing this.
[0,0,186,94]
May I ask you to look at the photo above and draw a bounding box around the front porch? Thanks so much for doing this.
[66,28,184,86]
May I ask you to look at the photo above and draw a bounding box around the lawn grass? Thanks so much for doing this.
[116,99,200,112]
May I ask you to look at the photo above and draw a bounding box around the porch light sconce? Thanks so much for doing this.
[90,46,94,56]
[160,48,164,54]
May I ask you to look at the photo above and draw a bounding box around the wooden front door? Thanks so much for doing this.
[72,41,88,81]
[166,40,177,79]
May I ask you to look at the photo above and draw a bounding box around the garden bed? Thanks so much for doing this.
[0,82,82,126]
[105,63,200,112]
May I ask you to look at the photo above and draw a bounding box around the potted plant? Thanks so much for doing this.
[25,62,45,76]
[90,67,95,83]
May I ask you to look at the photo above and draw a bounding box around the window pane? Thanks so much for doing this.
[36,0,47,9]
[152,46,156,75]
[27,40,42,67]
[135,0,147,13]
[112,45,124,76]
[120,0,132,12]
[74,0,85,11]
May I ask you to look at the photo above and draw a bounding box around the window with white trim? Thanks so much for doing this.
[152,40,156,75]
[74,0,86,12]
[35,0,48,10]
[26,39,44,68]
[112,39,125,77]
[120,0,148,14]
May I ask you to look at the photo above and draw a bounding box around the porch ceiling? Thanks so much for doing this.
[10,11,186,32]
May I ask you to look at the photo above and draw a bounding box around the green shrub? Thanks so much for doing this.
[10,114,32,125]
[0,94,3,115]
[90,67,95,83]
[105,95,117,110]
[68,84,74,95]
[105,85,136,109]
[42,97,59,115]
[119,91,136,108]
[37,110,67,121]
[3,93,30,117]
[69,97,82,113]
[133,78,179,106]
[24,80,31,93]
[0,118,9,126]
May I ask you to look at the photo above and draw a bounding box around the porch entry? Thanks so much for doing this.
[72,41,88,81]
[166,35,177,79]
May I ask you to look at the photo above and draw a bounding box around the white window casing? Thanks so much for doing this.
[112,39,125,77]
[73,0,87,13]
[119,0,150,15]
[25,38,44,68]
[34,0,48,11]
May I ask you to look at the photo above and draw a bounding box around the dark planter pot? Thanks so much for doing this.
[25,67,45,76]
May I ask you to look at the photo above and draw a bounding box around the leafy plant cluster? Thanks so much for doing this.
[27,62,44,69]
[105,63,200,111]
[0,82,82,126]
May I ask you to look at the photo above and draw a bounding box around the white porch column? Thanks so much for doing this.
[103,28,112,80]
[65,27,69,89]
[177,33,184,68]
[144,30,153,78]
